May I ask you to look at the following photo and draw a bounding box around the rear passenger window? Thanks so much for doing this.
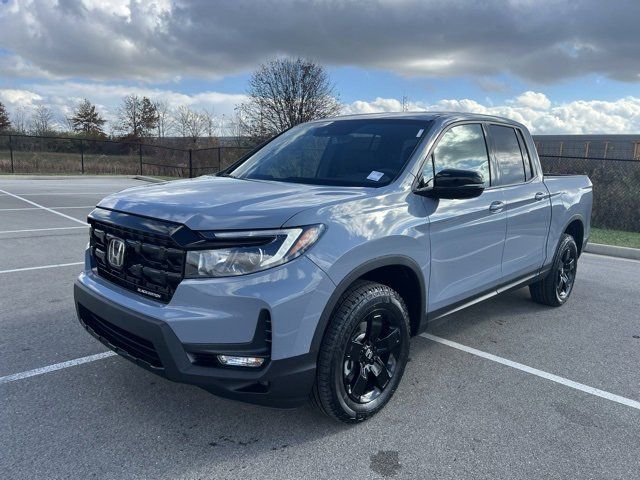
[488,125,526,185]
[423,124,490,187]
[516,130,534,180]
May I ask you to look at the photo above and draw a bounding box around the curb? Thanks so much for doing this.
[133,175,165,183]
[584,243,640,261]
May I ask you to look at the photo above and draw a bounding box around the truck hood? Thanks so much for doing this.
[97,176,370,230]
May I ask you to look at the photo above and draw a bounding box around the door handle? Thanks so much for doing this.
[534,192,547,201]
[489,201,505,212]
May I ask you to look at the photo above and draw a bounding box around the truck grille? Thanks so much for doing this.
[89,210,185,303]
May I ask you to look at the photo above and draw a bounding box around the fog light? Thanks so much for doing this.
[217,355,265,367]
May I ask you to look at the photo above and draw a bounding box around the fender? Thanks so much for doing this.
[308,255,427,355]
[545,212,586,269]
[559,213,586,253]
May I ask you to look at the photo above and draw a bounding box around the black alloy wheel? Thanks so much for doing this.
[313,280,411,423]
[530,233,579,307]
[343,308,402,403]
[556,245,577,300]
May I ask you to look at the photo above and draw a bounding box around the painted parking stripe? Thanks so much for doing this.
[0,205,95,211]
[0,226,88,234]
[421,333,640,411]
[0,261,84,274]
[0,352,117,385]
[0,189,87,225]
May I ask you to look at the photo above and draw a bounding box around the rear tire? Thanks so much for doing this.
[530,233,578,307]
[312,280,410,423]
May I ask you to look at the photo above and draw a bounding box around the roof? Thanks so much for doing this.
[316,111,527,129]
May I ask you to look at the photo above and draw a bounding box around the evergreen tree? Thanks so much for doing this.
[71,99,106,136]
[140,97,158,137]
[0,101,11,132]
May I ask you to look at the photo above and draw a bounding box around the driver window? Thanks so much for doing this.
[422,124,490,187]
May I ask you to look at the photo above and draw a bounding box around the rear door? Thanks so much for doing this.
[423,123,507,313]
[486,124,551,283]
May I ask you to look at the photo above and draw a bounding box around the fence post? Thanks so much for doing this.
[217,147,222,172]
[188,149,193,178]
[139,143,143,175]
[9,135,14,173]
[79,139,84,174]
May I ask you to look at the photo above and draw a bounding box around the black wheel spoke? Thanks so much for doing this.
[373,358,391,389]
[376,328,401,353]
[351,367,369,397]
[344,340,362,361]
[366,314,383,342]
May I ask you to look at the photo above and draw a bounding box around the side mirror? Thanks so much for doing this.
[415,168,485,200]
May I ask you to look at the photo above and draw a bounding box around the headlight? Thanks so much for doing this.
[185,224,325,278]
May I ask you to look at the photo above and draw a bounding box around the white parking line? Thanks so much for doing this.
[0,189,87,226]
[0,205,95,211]
[0,352,117,385]
[421,333,640,411]
[0,226,88,234]
[0,261,84,274]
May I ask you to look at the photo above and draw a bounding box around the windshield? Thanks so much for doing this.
[229,119,431,187]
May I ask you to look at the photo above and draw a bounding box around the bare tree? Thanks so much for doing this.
[70,99,106,137]
[154,99,173,138]
[237,57,341,139]
[228,110,249,147]
[174,106,206,145]
[11,106,28,134]
[201,108,216,138]
[116,95,158,139]
[0,101,10,132]
[117,94,142,139]
[30,105,55,135]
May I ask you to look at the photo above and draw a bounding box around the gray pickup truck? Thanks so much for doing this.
[75,112,592,422]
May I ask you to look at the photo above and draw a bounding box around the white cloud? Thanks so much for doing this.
[514,91,551,110]
[0,88,43,106]
[0,82,247,134]
[342,93,640,134]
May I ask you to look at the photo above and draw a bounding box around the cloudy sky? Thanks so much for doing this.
[1,0,639,134]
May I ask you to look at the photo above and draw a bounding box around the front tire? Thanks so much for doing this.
[530,233,578,307]
[312,280,410,423]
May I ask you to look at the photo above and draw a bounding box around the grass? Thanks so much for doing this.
[590,228,640,249]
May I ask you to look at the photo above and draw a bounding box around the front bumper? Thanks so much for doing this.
[74,280,317,408]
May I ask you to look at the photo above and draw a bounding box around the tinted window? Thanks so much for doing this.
[422,124,490,187]
[516,130,534,180]
[230,119,430,187]
[489,125,525,185]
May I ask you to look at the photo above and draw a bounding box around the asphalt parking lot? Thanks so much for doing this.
[1,176,639,480]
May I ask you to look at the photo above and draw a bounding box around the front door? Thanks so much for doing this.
[421,123,507,313]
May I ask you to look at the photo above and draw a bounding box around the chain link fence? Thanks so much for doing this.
[0,133,253,179]
[540,155,639,232]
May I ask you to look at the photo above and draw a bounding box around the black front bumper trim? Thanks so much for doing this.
[74,281,316,408]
